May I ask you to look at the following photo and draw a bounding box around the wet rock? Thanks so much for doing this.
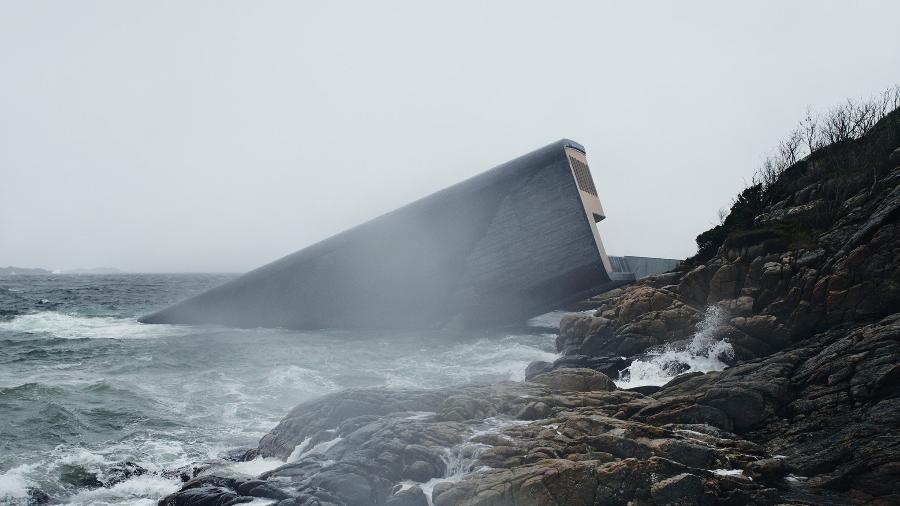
[432,458,600,506]
[661,371,704,389]
[158,485,251,506]
[161,465,194,483]
[224,448,259,462]
[236,479,291,500]
[258,388,449,459]
[163,374,781,505]
[708,263,742,303]
[550,354,630,378]
[523,360,553,379]
[162,314,900,504]
[104,461,147,487]
[650,472,704,505]
[386,485,428,506]
[515,401,551,420]
[627,385,661,396]
[528,368,616,392]
[743,457,790,485]
[26,488,52,505]
[524,354,630,380]
[58,464,102,489]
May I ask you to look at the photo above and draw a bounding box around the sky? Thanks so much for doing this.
[2,1,899,273]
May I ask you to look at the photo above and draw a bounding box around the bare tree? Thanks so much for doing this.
[777,129,803,168]
[800,107,822,154]
[750,84,899,201]
[717,207,728,225]
[822,100,854,144]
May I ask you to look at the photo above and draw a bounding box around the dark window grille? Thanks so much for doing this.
[569,156,597,196]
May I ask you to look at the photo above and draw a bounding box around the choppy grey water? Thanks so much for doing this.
[0,274,561,505]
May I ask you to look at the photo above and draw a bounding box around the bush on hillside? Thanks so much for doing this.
[690,85,900,263]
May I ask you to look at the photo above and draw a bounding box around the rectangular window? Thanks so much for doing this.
[569,156,598,196]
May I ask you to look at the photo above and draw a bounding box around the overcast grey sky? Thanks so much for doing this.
[2,1,899,273]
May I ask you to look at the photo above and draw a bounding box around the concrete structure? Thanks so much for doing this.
[608,256,682,281]
[141,140,673,330]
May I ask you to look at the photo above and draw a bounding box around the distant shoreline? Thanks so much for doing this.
[0,266,124,275]
[0,268,242,275]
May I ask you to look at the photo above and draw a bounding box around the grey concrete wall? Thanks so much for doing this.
[608,255,682,279]
[141,140,621,329]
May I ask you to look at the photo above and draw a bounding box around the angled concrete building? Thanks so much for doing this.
[141,140,662,330]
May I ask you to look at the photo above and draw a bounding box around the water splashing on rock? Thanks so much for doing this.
[617,306,734,388]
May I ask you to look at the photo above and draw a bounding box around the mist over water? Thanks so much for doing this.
[0,274,558,505]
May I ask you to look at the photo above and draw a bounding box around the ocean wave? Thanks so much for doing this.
[0,312,187,340]
[264,365,340,392]
[0,382,67,398]
[616,306,735,389]
[383,336,558,388]
[226,456,286,476]
[61,474,181,506]
[0,464,37,501]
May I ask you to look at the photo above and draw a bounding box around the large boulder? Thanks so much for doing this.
[528,368,616,392]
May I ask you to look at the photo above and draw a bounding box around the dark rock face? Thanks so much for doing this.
[524,354,631,381]
[26,488,52,505]
[558,114,900,365]
[105,461,147,487]
[528,367,617,392]
[386,486,428,506]
[623,314,900,502]
[160,371,780,506]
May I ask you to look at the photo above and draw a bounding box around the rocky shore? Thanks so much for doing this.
[144,109,900,505]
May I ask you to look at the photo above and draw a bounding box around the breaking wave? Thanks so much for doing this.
[616,306,735,389]
[0,312,187,340]
[0,274,560,504]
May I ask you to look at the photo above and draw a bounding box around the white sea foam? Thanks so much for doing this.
[62,475,181,505]
[301,437,343,458]
[0,464,36,500]
[1,305,573,504]
[616,306,735,389]
[785,474,807,483]
[265,365,339,392]
[287,437,313,463]
[228,456,286,476]
[526,310,570,328]
[0,312,187,340]
[417,417,525,505]
[385,334,558,387]
[405,411,436,420]
[529,308,598,328]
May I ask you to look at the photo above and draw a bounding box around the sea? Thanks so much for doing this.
[0,274,732,505]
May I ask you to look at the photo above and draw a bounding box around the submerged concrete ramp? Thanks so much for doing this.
[141,140,628,329]
[608,256,682,281]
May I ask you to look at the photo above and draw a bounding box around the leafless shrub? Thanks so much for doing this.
[717,207,728,225]
[752,84,899,196]
[800,107,823,153]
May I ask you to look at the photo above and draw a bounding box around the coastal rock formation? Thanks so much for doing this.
[630,314,900,502]
[159,317,899,505]
[160,370,781,506]
[558,109,900,367]
[159,109,900,505]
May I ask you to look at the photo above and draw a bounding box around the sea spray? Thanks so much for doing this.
[616,306,735,388]
[410,416,527,505]
[0,274,559,504]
